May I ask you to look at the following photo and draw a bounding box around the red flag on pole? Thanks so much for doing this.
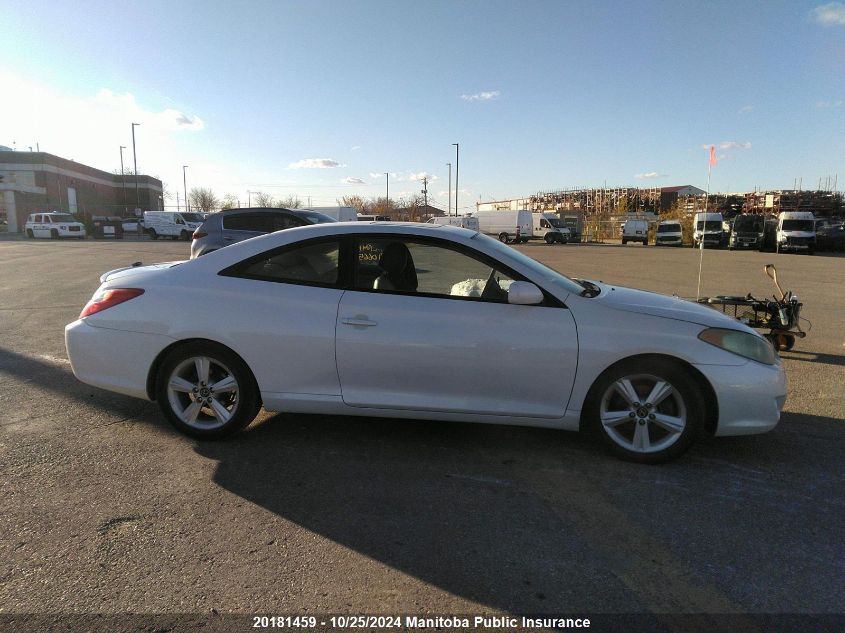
[709,145,717,167]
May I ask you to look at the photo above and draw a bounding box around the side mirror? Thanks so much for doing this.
[508,281,544,305]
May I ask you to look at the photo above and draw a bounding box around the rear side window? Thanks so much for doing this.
[222,239,341,287]
[223,213,275,232]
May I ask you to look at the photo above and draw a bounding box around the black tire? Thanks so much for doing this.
[583,358,704,464]
[498,233,510,243]
[181,230,190,241]
[544,233,555,244]
[50,229,59,240]
[155,341,261,439]
[148,228,159,240]
[622,239,627,245]
[26,229,34,239]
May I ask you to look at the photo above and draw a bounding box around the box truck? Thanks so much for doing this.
[473,209,533,243]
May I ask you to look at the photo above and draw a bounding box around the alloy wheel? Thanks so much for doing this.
[166,356,240,431]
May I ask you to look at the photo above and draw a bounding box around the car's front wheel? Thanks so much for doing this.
[155,342,261,439]
[586,359,703,463]
[498,233,510,243]
[26,229,34,238]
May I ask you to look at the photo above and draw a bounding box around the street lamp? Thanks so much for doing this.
[452,143,459,216]
[447,162,452,216]
[119,145,127,213]
[131,123,140,210]
[182,165,189,213]
[385,172,389,202]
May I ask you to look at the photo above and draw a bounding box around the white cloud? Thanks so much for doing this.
[351,145,361,151]
[635,172,666,179]
[409,171,438,182]
[811,2,845,25]
[816,99,843,108]
[719,141,752,150]
[738,105,754,114]
[461,90,501,102]
[288,158,343,169]
[341,177,365,185]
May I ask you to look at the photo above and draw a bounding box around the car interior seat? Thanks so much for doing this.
[374,242,418,292]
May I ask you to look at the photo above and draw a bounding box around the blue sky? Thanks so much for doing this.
[1,0,843,210]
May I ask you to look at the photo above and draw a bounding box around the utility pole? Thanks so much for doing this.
[131,123,140,210]
[385,172,389,202]
[182,165,189,213]
[452,143,459,216]
[447,163,452,216]
[119,145,127,214]
[176,191,181,213]
[421,176,428,208]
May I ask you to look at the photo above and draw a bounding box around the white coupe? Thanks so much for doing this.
[65,223,786,462]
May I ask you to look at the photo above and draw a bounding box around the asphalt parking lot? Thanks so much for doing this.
[1,236,844,630]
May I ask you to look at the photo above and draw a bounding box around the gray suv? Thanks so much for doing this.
[190,208,336,258]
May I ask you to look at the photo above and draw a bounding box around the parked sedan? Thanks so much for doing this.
[190,207,336,258]
[66,223,786,463]
[816,223,845,251]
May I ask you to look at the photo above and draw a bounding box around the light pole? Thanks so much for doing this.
[119,145,127,214]
[182,165,189,213]
[247,190,259,207]
[131,123,140,210]
[385,172,389,203]
[452,143,459,216]
[447,162,452,216]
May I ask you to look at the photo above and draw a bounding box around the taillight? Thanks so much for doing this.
[192,229,207,239]
[80,288,144,318]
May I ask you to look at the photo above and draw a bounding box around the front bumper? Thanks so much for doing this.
[694,360,787,436]
[65,320,173,400]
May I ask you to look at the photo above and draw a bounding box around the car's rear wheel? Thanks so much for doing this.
[586,359,703,463]
[148,228,158,240]
[155,342,261,439]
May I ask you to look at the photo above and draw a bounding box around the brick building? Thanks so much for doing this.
[0,148,163,233]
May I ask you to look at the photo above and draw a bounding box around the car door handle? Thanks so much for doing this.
[341,317,378,327]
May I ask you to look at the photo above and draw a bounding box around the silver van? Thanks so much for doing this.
[190,208,336,258]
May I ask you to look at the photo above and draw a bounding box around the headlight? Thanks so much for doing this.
[698,328,777,365]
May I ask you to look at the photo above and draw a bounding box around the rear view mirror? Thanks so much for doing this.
[508,281,544,305]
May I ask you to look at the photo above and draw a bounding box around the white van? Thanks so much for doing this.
[776,211,816,254]
[693,212,725,248]
[473,209,533,243]
[655,220,683,246]
[306,206,357,222]
[621,219,649,245]
[532,213,570,244]
[426,215,480,231]
[357,214,390,222]
[143,211,205,241]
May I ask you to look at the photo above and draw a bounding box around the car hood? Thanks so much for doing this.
[593,283,747,329]
[100,261,184,283]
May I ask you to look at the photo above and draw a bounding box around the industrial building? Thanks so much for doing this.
[0,148,163,233]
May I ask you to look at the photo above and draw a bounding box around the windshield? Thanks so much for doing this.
[696,221,722,231]
[49,214,76,222]
[781,220,814,232]
[297,211,337,224]
[657,223,680,233]
[733,216,763,232]
[547,218,564,228]
[474,232,584,296]
[180,213,205,222]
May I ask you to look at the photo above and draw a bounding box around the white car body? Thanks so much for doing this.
[621,219,648,245]
[694,212,725,248]
[426,215,481,231]
[24,212,87,239]
[65,223,786,461]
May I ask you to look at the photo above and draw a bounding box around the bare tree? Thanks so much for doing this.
[188,187,220,213]
[340,195,368,213]
[276,195,302,209]
[252,192,275,207]
[220,193,239,210]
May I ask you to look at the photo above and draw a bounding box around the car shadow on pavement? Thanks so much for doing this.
[0,346,168,431]
[779,350,845,367]
[193,408,845,614]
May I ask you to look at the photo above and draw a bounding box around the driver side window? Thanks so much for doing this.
[354,237,515,301]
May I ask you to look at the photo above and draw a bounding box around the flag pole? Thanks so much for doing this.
[696,148,715,301]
